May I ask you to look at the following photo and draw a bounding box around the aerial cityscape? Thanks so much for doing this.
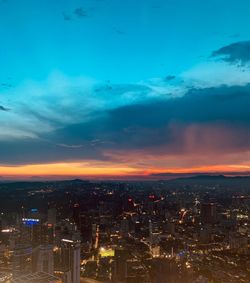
[1,0,250,282]
[0,176,250,282]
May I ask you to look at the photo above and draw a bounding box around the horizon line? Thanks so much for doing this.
[1,171,250,182]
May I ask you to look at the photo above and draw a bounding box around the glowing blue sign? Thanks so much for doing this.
[22,218,40,226]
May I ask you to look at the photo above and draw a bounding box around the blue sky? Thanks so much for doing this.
[1,0,250,84]
[1,0,250,177]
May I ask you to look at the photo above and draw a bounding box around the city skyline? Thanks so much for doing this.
[1,0,250,179]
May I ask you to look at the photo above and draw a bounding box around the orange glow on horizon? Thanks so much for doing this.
[0,162,140,177]
[144,164,250,175]
[0,162,250,179]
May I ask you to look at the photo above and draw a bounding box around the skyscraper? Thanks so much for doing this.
[48,208,57,226]
[56,239,80,283]
[120,218,129,237]
[12,244,33,278]
[32,245,54,275]
[201,203,217,224]
[151,258,179,283]
[112,247,128,283]
[72,204,80,230]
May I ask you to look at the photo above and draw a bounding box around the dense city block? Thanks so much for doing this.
[0,176,249,282]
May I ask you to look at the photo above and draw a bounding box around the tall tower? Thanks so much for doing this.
[32,245,54,275]
[48,207,57,225]
[73,204,80,230]
[12,244,33,278]
[59,239,81,283]
[112,247,128,283]
[149,220,160,244]
[201,203,217,224]
[120,218,129,237]
[151,258,179,283]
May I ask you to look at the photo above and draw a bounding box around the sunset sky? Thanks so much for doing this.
[1,0,250,179]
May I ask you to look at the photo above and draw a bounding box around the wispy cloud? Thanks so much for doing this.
[0,105,10,111]
[74,7,88,18]
[212,41,250,64]
[62,13,72,21]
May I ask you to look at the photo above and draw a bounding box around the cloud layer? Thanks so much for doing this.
[212,41,250,64]
[1,41,250,173]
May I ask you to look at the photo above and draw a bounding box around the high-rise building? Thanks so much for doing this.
[0,219,2,238]
[21,217,41,245]
[151,258,179,283]
[112,247,128,283]
[48,208,57,225]
[149,220,160,244]
[32,222,42,247]
[80,215,92,242]
[150,245,160,258]
[120,218,129,237]
[12,244,33,278]
[55,239,80,283]
[32,245,54,275]
[72,204,80,230]
[201,203,217,224]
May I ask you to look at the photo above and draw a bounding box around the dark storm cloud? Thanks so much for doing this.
[108,84,250,126]
[0,138,109,165]
[2,83,250,164]
[44,84,250,154]
[212,41,250,64]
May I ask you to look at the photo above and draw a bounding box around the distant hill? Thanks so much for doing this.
[162,174,250,188]
[177,174,227,180]
[0,178,89,190]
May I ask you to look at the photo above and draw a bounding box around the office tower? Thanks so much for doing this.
[149,220,160,244]
[21,217,41,245]
[150,245,160,258]
[201,203,217,224]
[112,247,128,283]
[0,219,2,242]
[32,222,42,247]
[199,226,211,244]
[80,215,92,242]
[125,197,135,212]
[32,245,54,274]
[28,208,40,219]
[72,204,80,230]
[91,223,97,248]
[46,224,55,244]
[56,239,80,283]
[151,258,179,283]
[166,221,175,235]
[47,207,57,245]
[12,244,33,278]
[229,232,248,252]
[134,221,142,235]
[48,208,57,225]
[120,218,129,237]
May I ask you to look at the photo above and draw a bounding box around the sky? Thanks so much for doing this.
[1,0,250,179]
